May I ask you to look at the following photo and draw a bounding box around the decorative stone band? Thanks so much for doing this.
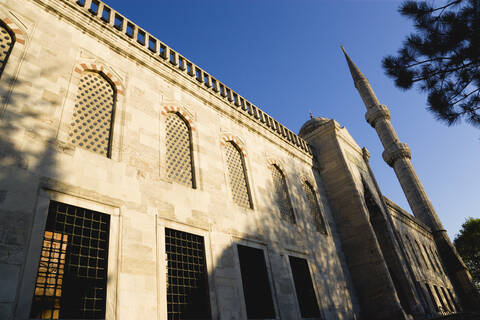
[266,158,287,173]
[365,104,391,128]
[1,17,26,45]
[220,135,247,157]
[74,63,125,95]
[161,105,195,131]
[382,143,411,167]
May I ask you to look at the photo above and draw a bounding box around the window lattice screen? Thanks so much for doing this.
[224,141,252,208]
[0,23,14,77]
[165,113,194,187]
[30,201,110,320]
[302,181,327,233]
[165,228,211,320]
[271,165,295,223]
[69,71,115,157]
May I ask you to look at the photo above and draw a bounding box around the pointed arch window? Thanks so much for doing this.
[302,181,327,234]
[224,141,252,208]
[0,21,15,78]
[165,112,195,188]
[271,165,295,223]
[69,71,116,157]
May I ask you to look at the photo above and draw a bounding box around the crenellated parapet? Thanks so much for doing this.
[49,0,312,155]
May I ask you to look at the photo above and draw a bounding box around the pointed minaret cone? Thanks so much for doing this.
[342,47,480,311]
[341,46,366,83]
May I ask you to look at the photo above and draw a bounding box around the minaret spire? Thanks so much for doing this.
[341,47,480,311]
[340,46,380,109]
[340,46,366,83]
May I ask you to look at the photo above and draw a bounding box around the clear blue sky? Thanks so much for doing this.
[103,0,479,239]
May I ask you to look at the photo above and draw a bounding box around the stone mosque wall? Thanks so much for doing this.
[0,0,357,319]
[0,0,470,319]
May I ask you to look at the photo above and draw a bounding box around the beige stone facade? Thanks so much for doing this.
[0,0,476,319]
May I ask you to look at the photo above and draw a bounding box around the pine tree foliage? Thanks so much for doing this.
[383,0,480,127]
[454,217,480,290]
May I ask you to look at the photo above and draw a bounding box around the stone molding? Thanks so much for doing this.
[73,62,125,95]
[266,158,286,173]
[0,16,26,45]
[365,104,390,128]
[161,105,196,131]
[220,134,247,157]
[382,143,411,167]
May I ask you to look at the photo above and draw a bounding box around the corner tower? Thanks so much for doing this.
[341,46,480,311]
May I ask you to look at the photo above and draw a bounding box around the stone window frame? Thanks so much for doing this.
[283,252,324,319]
[219,134,256,211]
[156,219,218,319]
[160,105,198,189]
[15,188,121,320]
[57,61,126,162]
[0,10,28,117]
[0,19,16,78]
[267,159,296,224]
[231,236,280,319]
[301,178,329,235]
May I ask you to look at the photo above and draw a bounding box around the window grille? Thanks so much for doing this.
[302,181,327,233]
[165,228,211,320]
[30,201,110,319]
[288,256,321,318]
[237,245,276,319]
[440,287,455,312]
[425,283,439,312]
[271,165,295,223]
[69,71,115,157]
[446,288,459,311]
[415,240,430,269]
[405,235,422,268]
[165,113,194,187]
[422,243,437,272]
[433,285,448,313]
[224,141,252,208]
[0,21,14,78]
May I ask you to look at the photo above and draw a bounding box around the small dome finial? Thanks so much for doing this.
[309,110,314,119]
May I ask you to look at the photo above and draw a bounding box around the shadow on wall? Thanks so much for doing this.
[0,62,60,319]
[167,156,360,320]
[0,57,359,319]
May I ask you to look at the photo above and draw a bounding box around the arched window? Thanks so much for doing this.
[271,165,295,223]
[224,141,252,208]
[0,21,15,78]
[302,181,327,234]
[69,71,116,157]
[165,112,194,188]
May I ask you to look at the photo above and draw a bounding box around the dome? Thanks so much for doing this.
[298,116,330,137]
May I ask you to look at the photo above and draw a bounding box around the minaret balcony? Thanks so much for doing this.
[382,142,411,167]
[365,104,391,128]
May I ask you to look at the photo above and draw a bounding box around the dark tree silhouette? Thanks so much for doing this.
[454,218,480,291]
[383,0,480,127]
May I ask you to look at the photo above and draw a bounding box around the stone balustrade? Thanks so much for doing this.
[72,0,312,155]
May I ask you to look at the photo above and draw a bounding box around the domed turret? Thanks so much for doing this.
[298,115,330,137]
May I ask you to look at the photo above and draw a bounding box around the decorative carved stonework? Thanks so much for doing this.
[365,104,391,128]
[382,143,411,167]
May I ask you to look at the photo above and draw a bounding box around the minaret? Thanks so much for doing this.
[341,46,480,311]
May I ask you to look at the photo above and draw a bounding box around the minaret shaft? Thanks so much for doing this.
[341,47,480,311]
